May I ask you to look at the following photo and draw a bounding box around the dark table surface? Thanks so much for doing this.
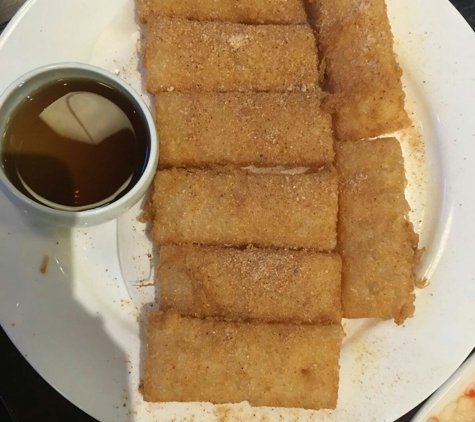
[1,1,475,421]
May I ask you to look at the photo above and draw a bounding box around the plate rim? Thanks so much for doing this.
[1,0,475,421]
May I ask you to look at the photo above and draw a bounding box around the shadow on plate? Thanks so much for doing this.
[0,163,133,420]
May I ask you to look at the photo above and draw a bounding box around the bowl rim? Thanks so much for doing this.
[0,61,158,219]
[411,352,475,421]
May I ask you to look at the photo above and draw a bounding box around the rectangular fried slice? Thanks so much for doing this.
[137,0,307,24]
[151,167,338,250]
[310,0,411,141]
[159,245,342,324]
[157,92,334,168]
[144,17,319,94]
[336,138,420,324]
[143,311,343,409]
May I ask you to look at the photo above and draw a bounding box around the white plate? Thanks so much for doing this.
[0,1,474,421]
[413,353,475,422]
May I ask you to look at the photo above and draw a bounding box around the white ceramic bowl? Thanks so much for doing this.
[412,353,475,422]
[0,62,158,227]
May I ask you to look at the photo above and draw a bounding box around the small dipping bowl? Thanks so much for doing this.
[0,63,158,227]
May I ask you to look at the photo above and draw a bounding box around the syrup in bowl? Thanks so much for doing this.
[1,77,150,211]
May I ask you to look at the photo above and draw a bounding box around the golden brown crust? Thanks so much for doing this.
[136,0,150,23]
[335,138,420,324]
[138,189,156,223]
[144,17,319,93]
[143,311,344,409]
[159,245,342,324]
[151,167,338,250]
[310,0,411,141]
[156,91,333,169]
[137,0,308,24]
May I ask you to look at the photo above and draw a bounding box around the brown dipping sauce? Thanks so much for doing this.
[1,78,150,210]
